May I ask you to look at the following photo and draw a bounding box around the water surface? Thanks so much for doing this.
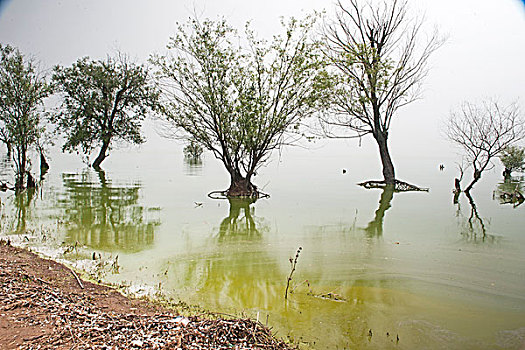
[1,137,524,349]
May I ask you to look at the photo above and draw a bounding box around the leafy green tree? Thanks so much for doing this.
[499,145,525,178]
[320,0,442,185]
[153,17,329,197]
[183,140,203,159]
[52,53,159,169]
[0,44,51,190]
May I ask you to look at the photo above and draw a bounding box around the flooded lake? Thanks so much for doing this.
[1,134,524,349]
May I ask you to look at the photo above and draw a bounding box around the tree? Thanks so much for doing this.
[320,0,442,185]
[152,17,328,197]
[446,100,525,193]
[499,145,525,178]
[0,44,51,190]
[52,54,159,169]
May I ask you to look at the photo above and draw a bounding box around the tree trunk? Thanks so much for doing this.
[226,172,257,198]
[453,190,460,205]
[454,178,461,192]
[26,172,36,188]
[40,152,49,176]
[92,140,109,170]
[374,132,396,185]
[14,146,27,191]
[465,170,481,194]
[15,175,24,191]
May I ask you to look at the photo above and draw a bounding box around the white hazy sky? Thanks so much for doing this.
[0,0,525,158]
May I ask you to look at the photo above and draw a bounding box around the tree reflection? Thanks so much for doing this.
[12,187,36,233]
[364,186,394,237]
[455,192,498,244]
[167,198,276,310]
[495,176,524,207]
[58,169,159,252]
[0,186,41,237]
[203,198,274,307]
[217,198,262,241]
[183,154,203,176]
[162,198,421,349]
[0,151,42,235]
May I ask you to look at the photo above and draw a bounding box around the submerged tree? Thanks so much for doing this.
[446,100,525,193]
[153,17,328,197]
[320,0,442,186]
[499,145,525,178]
[52,54,159,169]
[0,44,51,190]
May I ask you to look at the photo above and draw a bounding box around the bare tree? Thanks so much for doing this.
[446,100,525,193]
[321,0,443,185]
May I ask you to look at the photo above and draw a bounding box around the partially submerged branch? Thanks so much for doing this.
[208,190,270,200]
[0,181,13,192]
[358,179,429,192]
[499,190,524,207]
[284,247,302,300]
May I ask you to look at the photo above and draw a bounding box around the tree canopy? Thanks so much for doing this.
[52,54,159,169]
[320,0,442,185]
[499,145,525,178]
[153,17,329,197]
[446,100,525,193]
[0,44,51,190]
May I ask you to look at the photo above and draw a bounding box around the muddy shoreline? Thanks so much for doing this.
[0,240,293,349]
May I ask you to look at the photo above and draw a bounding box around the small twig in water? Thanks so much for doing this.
[284,247,302,299]
[290,279,310,294]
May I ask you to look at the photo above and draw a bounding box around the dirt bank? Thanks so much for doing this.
[0,240,293,349]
